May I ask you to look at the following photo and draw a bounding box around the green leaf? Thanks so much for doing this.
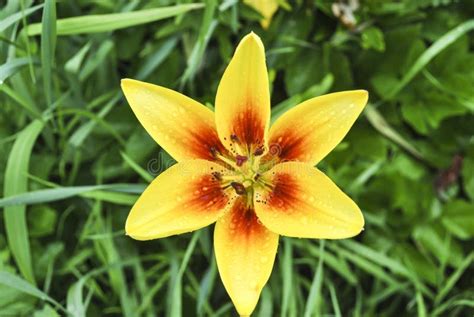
[169,232,201,317]
[271,73,333,123]
[462,156,474,200]
[3,120,44,284]
[27,4,204,36]
[0,183,145,207]
[442,200,474,239]
[304,241,325,317]
[41,0,56,106]
[0,4,44,32]
[33,304,60,317]
[386,19,474,99]
[0,58,34,83]
[0,271,65,312]
[361,26,386,52]
[28,206,57,237]
[180,0,218,85]
[365,104,427,163]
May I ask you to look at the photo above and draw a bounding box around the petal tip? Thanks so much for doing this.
[355,89,369,106]
[120,78,141,93]
[240,31,264,51]
[233,296,259,317]
[347,207,365,237]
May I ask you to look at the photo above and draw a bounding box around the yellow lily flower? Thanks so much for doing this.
[121,32,367,316]
[244,0,279,29]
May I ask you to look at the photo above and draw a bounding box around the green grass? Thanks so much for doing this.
[1,0,474,316]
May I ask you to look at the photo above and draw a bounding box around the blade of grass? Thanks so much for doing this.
[27,4,204,36]
[0,271,66,313]
[328,282,342,317]
[170,231,201,317]
[258,287,273,317]
[40,0,56,107]
[136,36,178,80]
[299,240,358,285]
[0,57,35,83]
[304,241,325,317]
[3,119,44,284]
[81,191,139,205]
[0,183,145,207]
[197,257,217,317]
[120,152,153,183]
[280,238,293,317]
[180,0,218,86]
[365,104,428,163]
[435,252,473,305]
[416,287,427,317]
[0,84,41,118]
[0,3,44,32]
[68,93,121,148]
[386,19,474,99]
[271,74,333,123]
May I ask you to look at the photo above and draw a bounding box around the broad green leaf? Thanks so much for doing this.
[361,26,386,52]
[3,120,44,284]
[441,200,474,240]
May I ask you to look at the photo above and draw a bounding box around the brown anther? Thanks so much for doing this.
[212,171,222,181]
[254,173,260,181]
[230,134,240,143]
[253,145,265,156]
[235,155,248,167]
[230,182,246,195]
[210,146,219,157]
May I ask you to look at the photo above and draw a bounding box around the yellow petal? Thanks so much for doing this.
[121,79,227,162]
[267,90,368,165]
[254,162,364,239]
[214,197,278,316]
[244,0,279,29]
[215,33,270,157]
[126,160,233,240]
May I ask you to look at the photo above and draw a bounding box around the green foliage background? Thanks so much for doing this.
[1,0,473,316]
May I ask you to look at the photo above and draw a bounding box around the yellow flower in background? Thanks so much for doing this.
[121,33,368,316]
[244,0,279,29]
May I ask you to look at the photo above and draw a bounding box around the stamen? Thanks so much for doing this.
[230,134,240,143]
[211,171,222,181]
[231,182,246,195]
[215,153,240,170]
[220,174,242,181]
[235,155,248,167]
[253,145,265,156]
[210,146,219,158]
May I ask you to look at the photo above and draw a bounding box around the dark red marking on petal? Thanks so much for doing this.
[229,198,266,239]
[277,133,307,161]
[188,174,229,211]
[187,124,228,161]
[264,173,300,211]
[267,132,307,162]
[231,106,265,151]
